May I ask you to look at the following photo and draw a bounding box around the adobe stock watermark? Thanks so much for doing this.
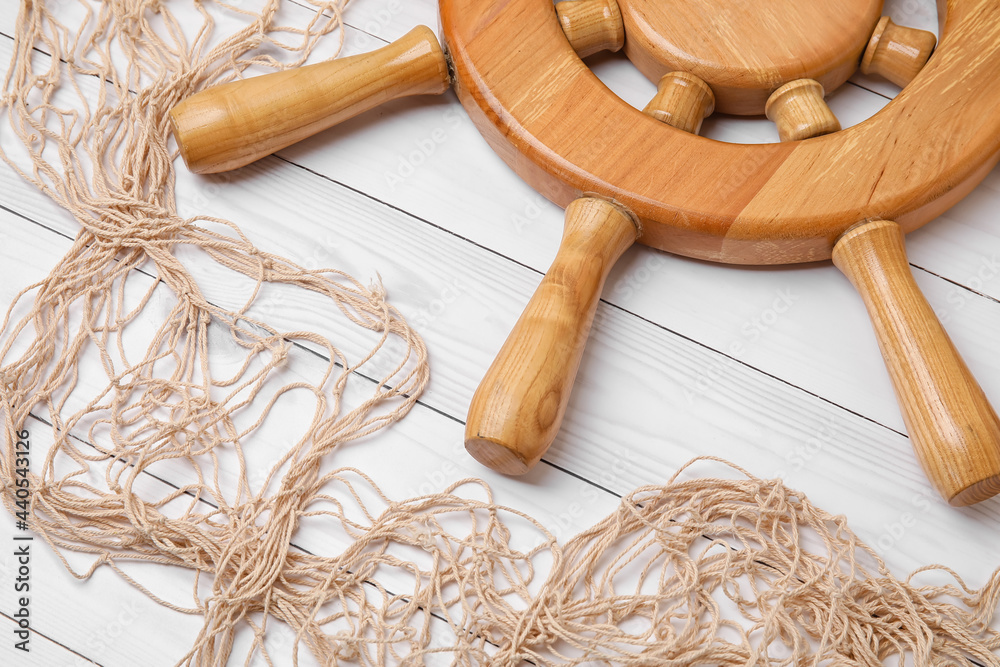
[249,622,298,666]
[384,108,468,191]
[11,428,32,654]
[351,0,406,51]
[575,251,670,357]
[403,439,467,499]
[247,440,296,494]
[934,254,1000,325]
[297,230,347,272]
[179,169,242,219]
[890,0,936,26]
[684,287,799,404]
[409,277,467,331]
[542,447,635,545]
[611,252,668,302]
[771,415,838,480]
[85,600,143,656]
[510,194,555,236]
[252,232,345,320]
[870,489,934,555]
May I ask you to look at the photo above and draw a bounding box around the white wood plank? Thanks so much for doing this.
[0,614,99,666]
[5,10,1000,548]
[260,71,1000,434]
[0,439,207,666]
[0,206,616,664]
[3,415,516,667]
[3,162,1000,587]
[1,0,999,663]
[3,61,994,454]
[341,0,436,45]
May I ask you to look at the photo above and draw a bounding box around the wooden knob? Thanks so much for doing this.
[556,0,625,58]
[170,25,451,174]
[466,198,638,474]
[833,220,1000,506]
[643,72,715,135]
[861,16,937,88]
[765,79,841,142]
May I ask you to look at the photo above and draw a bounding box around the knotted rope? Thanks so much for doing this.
[0,0,997,664]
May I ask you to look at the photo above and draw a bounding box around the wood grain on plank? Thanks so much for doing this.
[3,175,1000,667]
[2,5,1000,605]
[4,198,1000,585]
[7,72,1000,501]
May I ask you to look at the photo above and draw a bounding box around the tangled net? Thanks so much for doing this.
[0,0,998,664]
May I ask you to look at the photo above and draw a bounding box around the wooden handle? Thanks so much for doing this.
[466,198,638,474]
[170,26,451,174]
[861,16,937,88]
[765,79,841,142]
[555,0,625,58]
[833,220,1000,506]
[643,72,715,135]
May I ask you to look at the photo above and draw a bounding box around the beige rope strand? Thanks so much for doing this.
[1,1,999,665]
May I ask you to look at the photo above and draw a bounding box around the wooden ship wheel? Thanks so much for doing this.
[169,0,1000,506]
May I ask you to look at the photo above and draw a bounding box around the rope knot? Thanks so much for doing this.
[271,343,289,367]
[408,523,436,550]
[368,279,387,306]
[334,640,360,661]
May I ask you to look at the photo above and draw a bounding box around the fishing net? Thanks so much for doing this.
[0,0,998,664]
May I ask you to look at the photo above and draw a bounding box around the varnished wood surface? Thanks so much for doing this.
[442,0,1000,265]
[170,25,450,174]
[555,0,624,58]
[465,197,637,473]
[616,0,883,114]
[643,72,715,135]
[765,79,841,142]
[861,17,939,88]
[833,221,1000,506]
[167,0,984,265]
[5,0,1000,664]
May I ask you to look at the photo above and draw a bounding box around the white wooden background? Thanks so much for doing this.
[2,0,1000,664]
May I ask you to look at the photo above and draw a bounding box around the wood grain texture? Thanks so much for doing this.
[17,14,1000,506]
[6,5,1000,662]
[465,198,638,474]
[6,173,1000,569]
[5,120,1000,665]
[441,0,1000,265]
[643,72,715,135]
[0,208,614,667]
[168,0,987,265]
[833,220,1000,505]
[765,79,841,142]
[555,0,625,58]
[861,16,938,88]
[170,25,450,174]
[616,0,883,114]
